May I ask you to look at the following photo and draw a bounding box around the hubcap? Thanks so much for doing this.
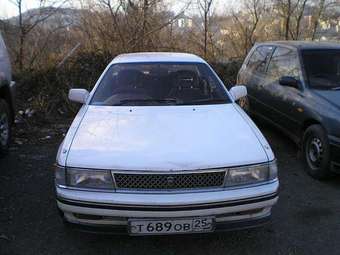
[307,137,323,168]
[0,113,9,146]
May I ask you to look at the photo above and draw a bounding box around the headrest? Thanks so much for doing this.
[172,70,199,89]
[116,69,143,87]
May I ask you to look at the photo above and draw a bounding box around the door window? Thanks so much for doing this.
[267,47,301,80]
[247,46,273,74]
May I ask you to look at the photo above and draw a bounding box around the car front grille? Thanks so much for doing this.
[113,171,226,191]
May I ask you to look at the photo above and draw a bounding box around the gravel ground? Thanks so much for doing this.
[1,121,340,255]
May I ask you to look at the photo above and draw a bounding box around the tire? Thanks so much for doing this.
[302,124,332,180]
[0,99,11,155]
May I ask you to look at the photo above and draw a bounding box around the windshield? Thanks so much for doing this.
[90,62,230,106]
[302,49,340,90]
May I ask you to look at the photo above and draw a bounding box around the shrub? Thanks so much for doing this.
[210,60,243,89]
[15,50,112,120]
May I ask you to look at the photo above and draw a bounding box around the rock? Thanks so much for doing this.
[14,139,23,145]
[40,135,52,140]
[0,234,10,241]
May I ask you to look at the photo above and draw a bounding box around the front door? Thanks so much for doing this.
[262,46,304,135]
[240,45,274,116]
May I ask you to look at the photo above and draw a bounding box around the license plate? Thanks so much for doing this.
[128,217,215,236]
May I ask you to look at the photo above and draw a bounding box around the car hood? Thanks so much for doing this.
[313,90,340,110]
[66,104,268,170]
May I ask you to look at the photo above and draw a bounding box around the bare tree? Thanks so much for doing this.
[273,0,337,40]
[100,0,127,51]
[197,0,213,58]
[95,0,190,52]
[231,0,266,56]
[291,0,309,40]
[9,0,66,70]
[309,0,339,40]
[274,0,294,39]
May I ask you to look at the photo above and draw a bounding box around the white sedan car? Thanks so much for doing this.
[55,52,279,235]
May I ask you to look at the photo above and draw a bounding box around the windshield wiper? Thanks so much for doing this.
[177,98,227,105]
[113,98,179,106]
[331,86,340,91]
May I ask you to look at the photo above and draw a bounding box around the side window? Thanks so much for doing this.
[267,47,301,80]
[247,46,273,74]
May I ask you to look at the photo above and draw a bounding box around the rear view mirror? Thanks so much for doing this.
[68,89,89,104]
[229,85,247,101]
[279,76,299,89]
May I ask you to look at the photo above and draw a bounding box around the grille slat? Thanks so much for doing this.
[114,171,225,190]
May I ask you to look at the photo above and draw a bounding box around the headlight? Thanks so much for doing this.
[67,168,114,189]
[55,164,66,186]
[225,161,277,186]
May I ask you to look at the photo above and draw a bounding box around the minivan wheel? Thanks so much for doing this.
[302,124,332,180]
[0,99,11,155]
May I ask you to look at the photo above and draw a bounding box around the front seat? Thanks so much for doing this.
[169,70,204,101]
[113,69,145,95]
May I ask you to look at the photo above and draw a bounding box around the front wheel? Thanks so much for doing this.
[302,124,332,180]
[0,99,11,155]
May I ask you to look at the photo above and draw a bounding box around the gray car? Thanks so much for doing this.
[0,32,16,154]
[237,41,340,180]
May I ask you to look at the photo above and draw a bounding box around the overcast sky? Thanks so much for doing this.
[0,0,239,19]
[1,0,52,18]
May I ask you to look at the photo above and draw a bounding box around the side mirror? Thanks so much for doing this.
[68,89,89,104]
[229,85,247,101]
[279,76,299,88]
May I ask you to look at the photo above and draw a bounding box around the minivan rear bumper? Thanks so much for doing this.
[56,180,279,234]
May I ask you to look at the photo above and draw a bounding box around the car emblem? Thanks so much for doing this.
[166,176,175,186]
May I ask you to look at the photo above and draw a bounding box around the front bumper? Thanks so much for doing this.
[56,180,279,234]
[61,213,272,235]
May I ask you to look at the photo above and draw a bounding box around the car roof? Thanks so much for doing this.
[256,41,340,50]
[110,52,206,64]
